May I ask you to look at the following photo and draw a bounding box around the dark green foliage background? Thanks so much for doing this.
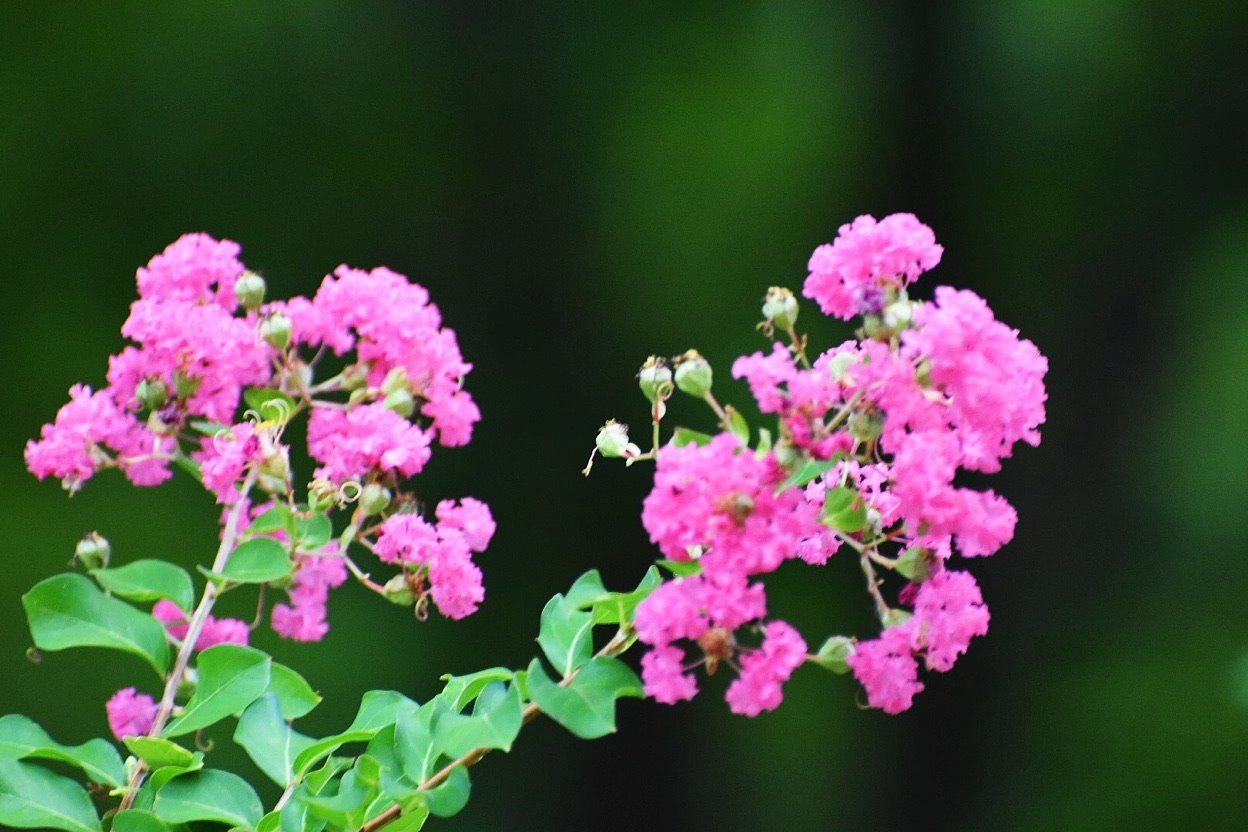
[4,2,1248,829]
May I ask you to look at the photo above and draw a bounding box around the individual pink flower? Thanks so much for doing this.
[271,551,349,642]
[152,600,249,650]
[306,403,432,482]
[912,570,990,672]
[640,644,699,704]
[803,213,943,319]
[845,623,924,714]
[373,512,486,620]
[434,497,496,552]
[724,620,807,716]
[106,687,158,740]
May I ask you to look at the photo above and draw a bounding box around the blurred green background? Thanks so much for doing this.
[4,2,1248,829]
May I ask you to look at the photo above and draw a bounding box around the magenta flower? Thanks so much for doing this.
[640,645,699,705]
[804,213,943,319]
[271,551,348,642]
[135,233,246,309]
[373,511,488,620]
[912,570,990,672]
[724,620,807,717]
[105,687,158,741]
[845,624,924,714]
[307,403,433,483]
[152,599,249,650]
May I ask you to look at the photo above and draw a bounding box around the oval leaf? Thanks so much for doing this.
[162,644,271,738]
[0,757,99,832]
[527,656,644,740]
[264,662,322,720]
[221,538,292,584]
[90,561,194,613]
[123,737,195,771]
[111,809,172,832]
[22,573,169,677]
[0,714,125,787]
[430,681,522,758]
[421,765,470,818]
[153,769,262,829]
[234,694,314,787]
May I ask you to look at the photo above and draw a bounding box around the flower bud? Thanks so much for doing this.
[308,478,338,513]
[234,270,267,310]
[176,666,199,703]
[173,371,203,399]
[259,313,292,351]
[380,367,409,397]
[382,388,416,418]
[359,483,391,517]
[342,363,370,392]
[848,408,884,444]
[74,531,110,570]
[135,378,169,411]
[383,573,416,606]
[673,350,713,399]
[762,287,799,331]
[813,635,855,674]
[595,420,635,458]
[638,356,673,405]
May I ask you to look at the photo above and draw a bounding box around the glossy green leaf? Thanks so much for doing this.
[221,538,292,584]
[123,737,195,771]
[383,808,430,832]
[0,714,125,787]
[777,458,836,493]
[296,768,375,828]
[813,636,854,674]
[537,593,593,678]
[394,704,439,785]
[435,670,512,713]
[724,405,750,444]
[822,485,866,533]
[291,691,416,780]
[293,514,332,552]
[655,558,701,578]
[526,656,644,739]
[671,426,714,447]
[0,757,99,832]
[431,681,522,758]
[90,561,194,614]
[893,546,932,582]
[110,809,171,832]
[234,694,314,787]
[420,765,469,818]
[153,769,262,829]
[365,724,418,799]
[264,662,322,720]
[162,644,271,738]
[247,504,295,536]
[22,573,169,677]
[587,567,661,627]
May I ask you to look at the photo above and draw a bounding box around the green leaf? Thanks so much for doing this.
[0,714,125,787]
[893,546,932,582]
[123,737,195,771]
[110,809,172,832]
[153,769,263,829]
[526,656,644,739]
[293,514,332,552]
[537,594,594,678]
[655,558,701,578]
[296,768,375,828]
[812,636,855,674]
[247,504,294,536]
[822,485,867,533]
[291,692,417,780]
[187,420,231,437]
[162,644,271,738]
[671,427,714,447]
[221,538,292,584]
[22,573,169,677]
[0,757,99,832]
[264,662,322,720]
[382,808,430,832]
[435,670,513,713]
[587,567,661,627]
[243,388,297,419]
[90,561,194,614]
[394,704,439,785]
[431,681,522,758]
[724,405,750,444]
[777,458,836,493]
[420,765,469,818]
[234,694,314,787]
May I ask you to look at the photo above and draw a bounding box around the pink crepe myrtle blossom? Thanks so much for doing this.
[135,232,246,310]
[911,570,990,672]
[373,506,492,620]
[640,644,699,705]
[845,623,924,714]
[803,213,943,319]
[106,688,158,741]
[271,552,349,642]
[724,620,807,717]
[306,403,433,483]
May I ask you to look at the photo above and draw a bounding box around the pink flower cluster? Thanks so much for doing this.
[373,498,496,620]
[272,552,349,642]
[153,599,250,651]
[633,213,1045,715]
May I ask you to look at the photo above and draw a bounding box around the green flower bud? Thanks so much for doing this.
[382,388,416,418]
[308,478,339,513]
[342,363,370,392]
[173,371,203,399]
[359,483,391,517]
[176,666,199,703]
[380,367,409,397]
[383,573,416,606]
[595,420,634,458]
[638,356,673,405]
[259,313,292,351]
[673,349,713,398]
[813,635,855,675]
[234,270,267,310]
[135,377,169,411]
[74,531,110,570]
[762,286,799,331]
[848,408,884,444]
